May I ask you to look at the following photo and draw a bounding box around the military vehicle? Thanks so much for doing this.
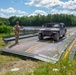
[38,23,67,41]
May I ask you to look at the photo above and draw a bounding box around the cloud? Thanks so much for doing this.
[63,0,76,11]
[50,9,76,15]
[1,7,16,13]
[25,0,64,8]
[24,0,76,16]
[0,7,27,14]
[29,10,47,16]
[0,13,7,18]
[25,0,42,7]
[17,10,26,14]
[0,7,28,18]
[25,0,76,11]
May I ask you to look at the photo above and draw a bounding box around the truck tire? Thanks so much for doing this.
[54,33,59,41]
[63,32,66,37]
[38,33,43,40]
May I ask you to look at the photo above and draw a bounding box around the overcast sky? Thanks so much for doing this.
[0,0,76,18]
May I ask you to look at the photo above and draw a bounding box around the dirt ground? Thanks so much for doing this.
[0,59,41,75]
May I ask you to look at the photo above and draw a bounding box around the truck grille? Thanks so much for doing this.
[43,31,51,35]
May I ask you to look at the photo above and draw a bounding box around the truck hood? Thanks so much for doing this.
[39,28,60,31]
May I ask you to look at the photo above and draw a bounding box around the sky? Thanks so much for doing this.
[0,0,76,18]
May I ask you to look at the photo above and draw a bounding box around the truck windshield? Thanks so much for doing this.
[52,24,59,28]
[42,24,59,28]
[42,24,54,28]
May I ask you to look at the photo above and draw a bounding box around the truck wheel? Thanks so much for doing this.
[54,33,59,41]
[38,33,43,40]
[63,32,66,37]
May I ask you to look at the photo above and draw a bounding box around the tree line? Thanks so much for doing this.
[0,14,76,27]
[0,14,76,33]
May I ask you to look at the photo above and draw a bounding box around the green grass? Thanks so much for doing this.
[0,38,5,48]
[33,58,76,75]
[0,33,14,47]
[0,33,76,75]
[0,33,14,38]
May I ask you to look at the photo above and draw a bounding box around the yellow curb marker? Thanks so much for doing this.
[26,43,44,52]
[6,43,14,48]
[63,38,76,60]
[26,41,51,52]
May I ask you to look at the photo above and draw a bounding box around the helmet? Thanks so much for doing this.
[16,21,19,24]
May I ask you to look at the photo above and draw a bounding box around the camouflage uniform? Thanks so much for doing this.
[14,21,20,44]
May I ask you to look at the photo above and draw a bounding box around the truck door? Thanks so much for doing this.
[60,24,64,36]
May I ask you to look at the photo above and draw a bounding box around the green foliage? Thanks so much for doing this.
[0,22,4,26]
[8,14,76,27]
[0,25,13,34]
[0,14,76,27]
[32,59,76,75]
[0,17,10,26]
[0,17,12,34]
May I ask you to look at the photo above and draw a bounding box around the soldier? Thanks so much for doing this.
[14,21,20,44]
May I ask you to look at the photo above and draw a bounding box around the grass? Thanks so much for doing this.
[0,54,76,75]
[0,52,41,75]
[0,38,5,48]
[0,33,13,38]
[33,58,76,75]
[0,33,76,75]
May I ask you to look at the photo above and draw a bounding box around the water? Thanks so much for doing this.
[20,26,41,30]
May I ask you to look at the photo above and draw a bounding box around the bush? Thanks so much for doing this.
[0,25,13,34]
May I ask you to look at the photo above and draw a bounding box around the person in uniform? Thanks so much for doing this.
[14,21,21,44]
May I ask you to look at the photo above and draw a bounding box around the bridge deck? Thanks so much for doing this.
[0,30,76,63]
